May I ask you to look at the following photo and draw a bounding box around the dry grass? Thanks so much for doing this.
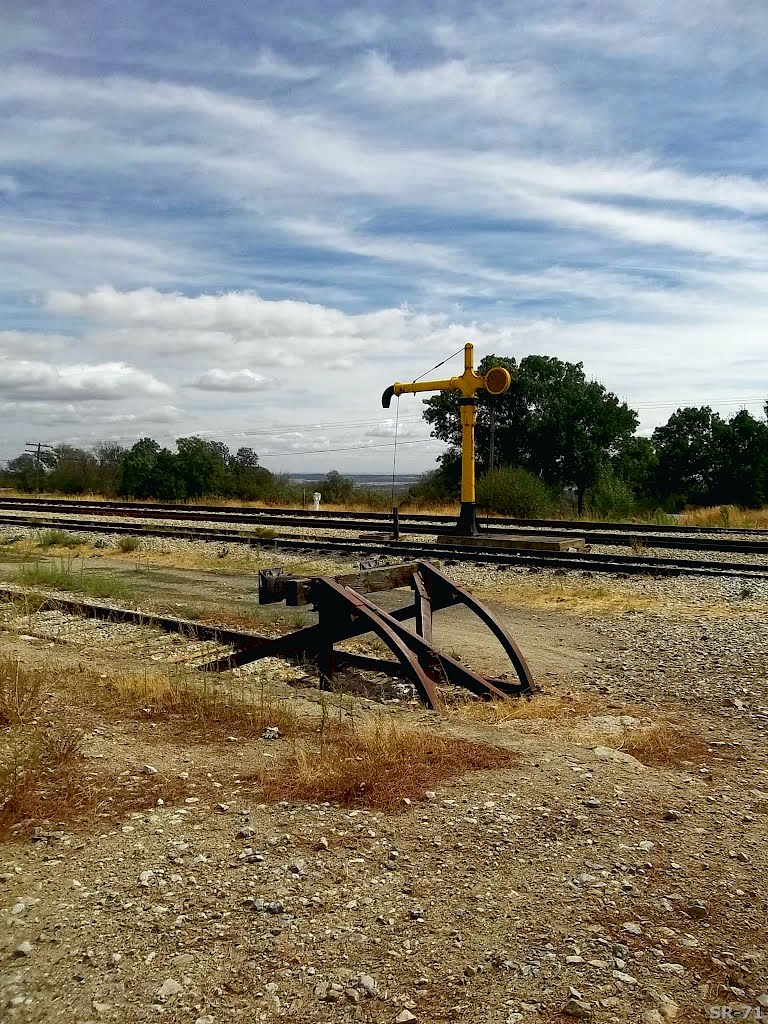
[0,726,87,838]
[481,577,657,615]
[0,653,46,725]
[168,603,313,634]
[62,536,346,578]
[0,652,287,841]
[678,504,768,530]
[251,717,517,809]
[90,666,298,739]
[0,725,191,841]
[450,692,597,724]
[618,723,714,767]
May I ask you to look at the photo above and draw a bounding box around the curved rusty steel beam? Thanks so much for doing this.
[416,561,536,696]
[315,578,444,710]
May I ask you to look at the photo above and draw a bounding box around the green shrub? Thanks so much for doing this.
[476,466,554,518]
[585,471,637,520]
[403,468,459,506]
[117,536,140,553]
[320,470,355,504]
[650,507,675,526]
[37,529,81,548]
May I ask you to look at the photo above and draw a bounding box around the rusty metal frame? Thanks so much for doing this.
[194,560,535,710]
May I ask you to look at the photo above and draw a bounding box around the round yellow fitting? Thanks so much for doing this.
[484,366,511,396]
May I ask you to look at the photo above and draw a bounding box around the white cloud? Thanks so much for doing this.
[0,359,171,402]
[0,330,72,357]
[46,286,436,363]
[188,368,269,392]
[0,220,190,292]
[245,49,319,81]
[344,52,595,141]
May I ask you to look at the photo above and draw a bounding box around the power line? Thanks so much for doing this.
[258,438,438,458]
[634,397,767,410]
[45,413,427,448]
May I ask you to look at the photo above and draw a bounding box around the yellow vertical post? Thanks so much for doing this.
[459,397,477,504]
[458,344,477,526]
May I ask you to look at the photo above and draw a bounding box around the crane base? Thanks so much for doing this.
[436,532,586,552]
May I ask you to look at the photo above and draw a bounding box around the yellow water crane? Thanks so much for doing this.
[382,343,511,535]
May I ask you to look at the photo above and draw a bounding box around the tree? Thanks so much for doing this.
[152,448,187,500]
[48,445,99,494]
[321,470,355,504]
[228,447,272,500]
[612,436,658,506]
[712,409,768,508]
[651,407,725,508]
[175,436,231,498]
[5,453,42,492]
[93,443,127,495]
[423,354,638,513]
[118,438,162,498]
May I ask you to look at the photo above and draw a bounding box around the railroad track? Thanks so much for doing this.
[1,511,768,579]
[0,582,259,669]
[2,497,768,556]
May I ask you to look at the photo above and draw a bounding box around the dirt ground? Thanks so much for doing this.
[1,550,767,1024]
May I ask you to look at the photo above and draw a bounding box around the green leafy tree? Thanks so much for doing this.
[48,445,99,494]
[93,443,127,495]
[5,453,44,492]
[715,409,768,508]
[228,446,272,500]
[175,436,231,498]
[651,407,725,508]
[152,448,187,500]
[118,438,162,498]
[321,470,355,504]
[612,436,658,506]
[423,354,638,513]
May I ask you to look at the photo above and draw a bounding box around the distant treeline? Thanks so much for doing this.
[3,355,768,518]
[0,437,390,507]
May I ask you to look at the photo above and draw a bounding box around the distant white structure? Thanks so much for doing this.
[312,492,321,511]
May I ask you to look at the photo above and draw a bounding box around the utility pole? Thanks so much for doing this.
[24,442,55,495]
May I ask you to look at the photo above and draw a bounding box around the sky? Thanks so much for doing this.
[1,0,767,473]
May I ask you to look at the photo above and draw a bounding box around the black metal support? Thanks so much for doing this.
[456,501,480,536]
[392,506,400,540]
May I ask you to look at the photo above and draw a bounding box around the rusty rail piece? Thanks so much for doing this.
[197,560,536,710]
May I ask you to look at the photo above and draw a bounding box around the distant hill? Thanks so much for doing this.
[285,472,420,489]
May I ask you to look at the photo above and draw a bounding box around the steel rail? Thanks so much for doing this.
[3,495,768,535]
[0,582,263,647]
[2,511,768,579]
[2,498,768,555]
